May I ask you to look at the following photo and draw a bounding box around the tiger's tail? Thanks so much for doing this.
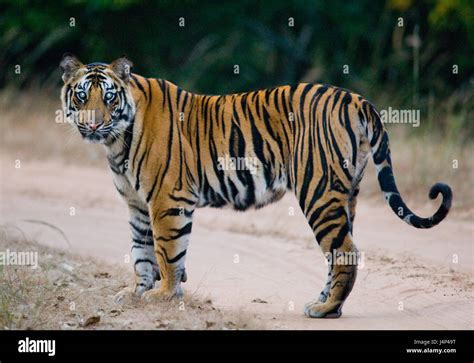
[364,103,452,228]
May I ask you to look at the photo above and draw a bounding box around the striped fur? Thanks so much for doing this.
[60,55,452,318]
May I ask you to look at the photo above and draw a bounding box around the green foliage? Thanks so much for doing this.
[0,0,472,138]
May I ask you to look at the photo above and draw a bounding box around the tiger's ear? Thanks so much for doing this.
[60,53,83,83]
[110,56,133,83]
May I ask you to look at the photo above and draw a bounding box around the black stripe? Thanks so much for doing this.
[160,208,194,218]
[168,194,196,205]
[135,151,146,191]
[146,165,162,203]
[342,93,357,167]
[132,237,154,246]
[373,132,390,165]
[130,205,149,218]
[114,182,125,196]
[329,222,349,250]
[153,86,175,196]
[315,206,346,229]
[155,222,193,242]
[167,249,187,264]
[129,220,152,236]
[134,258,154,266]
[315,223,339,243]
[131,74,147,100]
[122,120,134,169]
[308,197,339,227]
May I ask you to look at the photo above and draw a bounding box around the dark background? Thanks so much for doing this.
[1,0,473,138]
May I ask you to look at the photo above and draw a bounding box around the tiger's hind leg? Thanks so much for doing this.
[315,186,360,307]
[302,196,358,318]
[348,186,359,234]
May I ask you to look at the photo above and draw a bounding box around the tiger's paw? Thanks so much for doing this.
[113,286,141,305]
[304,299,343,318]
[142,286,183,303]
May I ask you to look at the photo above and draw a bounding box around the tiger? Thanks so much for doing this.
[60,54,452,318]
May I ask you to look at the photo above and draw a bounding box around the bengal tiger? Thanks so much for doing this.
[60,54,452,318]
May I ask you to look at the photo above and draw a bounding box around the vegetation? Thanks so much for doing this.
[1,0,472,140]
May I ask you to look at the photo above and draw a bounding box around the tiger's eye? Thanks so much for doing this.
[77,91,87,101]
[105,92,115,102]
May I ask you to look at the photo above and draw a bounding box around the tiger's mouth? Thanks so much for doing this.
[82,132,107,143]
[77,124,111,144]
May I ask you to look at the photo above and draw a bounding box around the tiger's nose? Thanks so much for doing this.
[86,111,103,131]
[87,121,102,131]
[88,121,101,131]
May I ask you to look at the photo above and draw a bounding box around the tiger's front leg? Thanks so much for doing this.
[128,205,159,295]
[114,202,159,304]
[143,193,195,302]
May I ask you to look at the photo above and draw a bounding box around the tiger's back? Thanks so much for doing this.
[144,81,370,213]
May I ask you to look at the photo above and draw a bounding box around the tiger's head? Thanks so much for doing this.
[60,54,136,144]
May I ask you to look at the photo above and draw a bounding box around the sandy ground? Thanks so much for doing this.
[0,155,473,330]
[0,231,258,330]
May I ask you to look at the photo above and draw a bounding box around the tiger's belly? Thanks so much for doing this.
[197,159,288,211]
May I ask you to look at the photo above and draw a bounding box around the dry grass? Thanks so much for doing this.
[1,88,472,215]
[0,226,260,330]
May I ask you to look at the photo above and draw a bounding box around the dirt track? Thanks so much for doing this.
[1,156,472,329]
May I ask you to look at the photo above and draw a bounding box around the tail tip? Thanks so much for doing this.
[429,183,453,209]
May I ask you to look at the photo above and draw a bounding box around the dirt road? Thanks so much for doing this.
[1,156,472,329]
